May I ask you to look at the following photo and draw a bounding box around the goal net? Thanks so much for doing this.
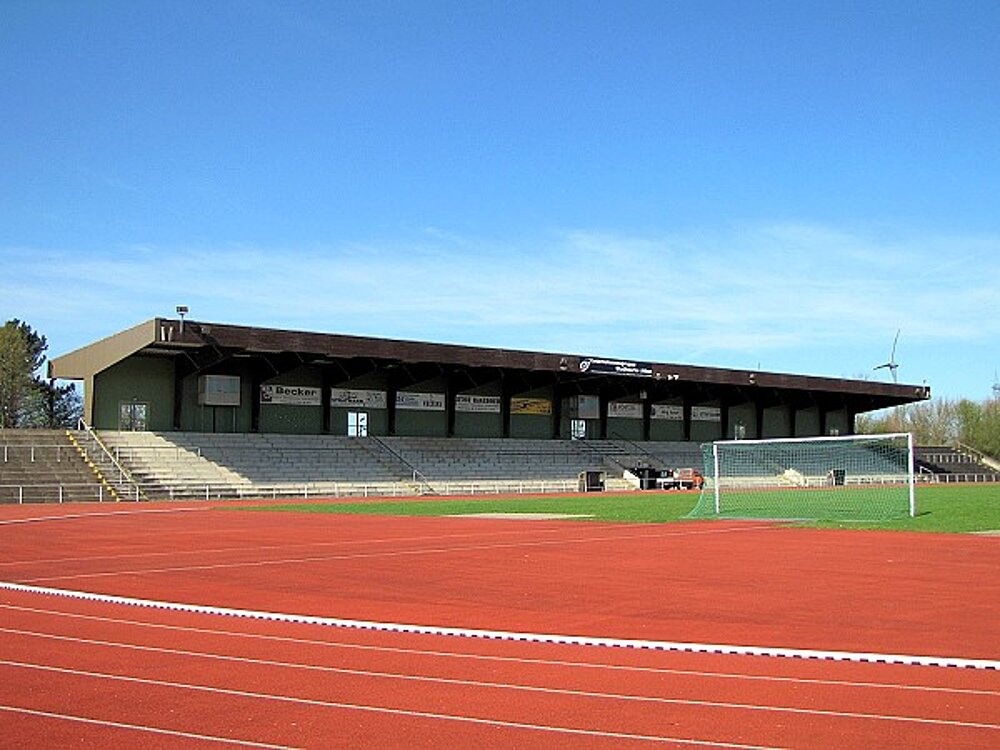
[687,433,915,520]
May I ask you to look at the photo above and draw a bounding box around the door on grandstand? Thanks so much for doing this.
[347,411,368,437]
[119,402,148,431]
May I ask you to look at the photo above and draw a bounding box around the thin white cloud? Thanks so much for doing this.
[2,222,997,397]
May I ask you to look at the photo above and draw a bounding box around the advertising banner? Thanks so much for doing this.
[651,404,684,421]
[455,394,502,413]
[330,388,387,409]
[260,384,321,406]
[607,401,643,419]
[692,405,722,422]
[396,391,446,411]
[510,397,552,415]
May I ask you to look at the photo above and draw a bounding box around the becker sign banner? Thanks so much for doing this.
[260,384,322,406]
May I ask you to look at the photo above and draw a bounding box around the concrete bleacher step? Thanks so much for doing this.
[90,432,718,500]
[1,429,111,503]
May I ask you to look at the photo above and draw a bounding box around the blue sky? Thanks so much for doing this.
[2,1,998,400]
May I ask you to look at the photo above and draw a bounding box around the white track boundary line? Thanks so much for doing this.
[2,581,997,671]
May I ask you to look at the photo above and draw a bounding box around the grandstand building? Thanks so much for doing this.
[51,318,930,441]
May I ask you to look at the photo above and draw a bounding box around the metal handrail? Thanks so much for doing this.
[367,436,437,494]
[75,421,144,501]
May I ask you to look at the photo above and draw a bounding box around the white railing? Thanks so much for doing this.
[110,444,203,462]
[0,483,113,504]
[134,477,586,502]
[1,444,73,462]
[925,473,1000,484]
[75,422,144,499]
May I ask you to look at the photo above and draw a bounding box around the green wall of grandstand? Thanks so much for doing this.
[93,355,176,432]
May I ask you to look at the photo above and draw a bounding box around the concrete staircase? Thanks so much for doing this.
[0,429,110,503]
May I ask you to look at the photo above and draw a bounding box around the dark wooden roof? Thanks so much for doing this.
[53,317,931,413]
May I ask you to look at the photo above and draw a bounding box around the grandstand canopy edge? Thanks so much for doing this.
[49,318,931,441]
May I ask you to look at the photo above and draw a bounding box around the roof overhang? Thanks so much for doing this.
[50,318,931,414]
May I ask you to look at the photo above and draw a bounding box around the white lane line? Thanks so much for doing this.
[0,704,297,749]
[9,525,777,583]
[2,581,998,671]
[0,518,747,568]
[0,506,210,526]
[0,660,782,749]
[2,602,995,697]
[0,525,599,568]
[4,625,998,731]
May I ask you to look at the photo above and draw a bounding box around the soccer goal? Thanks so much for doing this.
[687,433,916,521]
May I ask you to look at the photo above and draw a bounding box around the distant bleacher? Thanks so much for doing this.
[14,430,995,503]
[916,445,1000,483]
[91,432,712,500]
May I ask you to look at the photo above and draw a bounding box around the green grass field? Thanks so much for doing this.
[249,483,1000,534]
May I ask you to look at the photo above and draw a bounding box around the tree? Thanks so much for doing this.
[0,319,81,429]
[0,321,35,428]
[44,380,83,429]
[958,398,1000,459]
[857,393,1000,459]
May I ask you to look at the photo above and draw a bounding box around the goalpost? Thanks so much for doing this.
[687,433,916,521]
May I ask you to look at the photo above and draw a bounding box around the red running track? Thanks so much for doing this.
[0,500,997,748]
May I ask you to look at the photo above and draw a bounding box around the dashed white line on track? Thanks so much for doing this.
[3,581,997,671]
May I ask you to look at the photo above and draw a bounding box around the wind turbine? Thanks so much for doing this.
[874,329,901,383]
